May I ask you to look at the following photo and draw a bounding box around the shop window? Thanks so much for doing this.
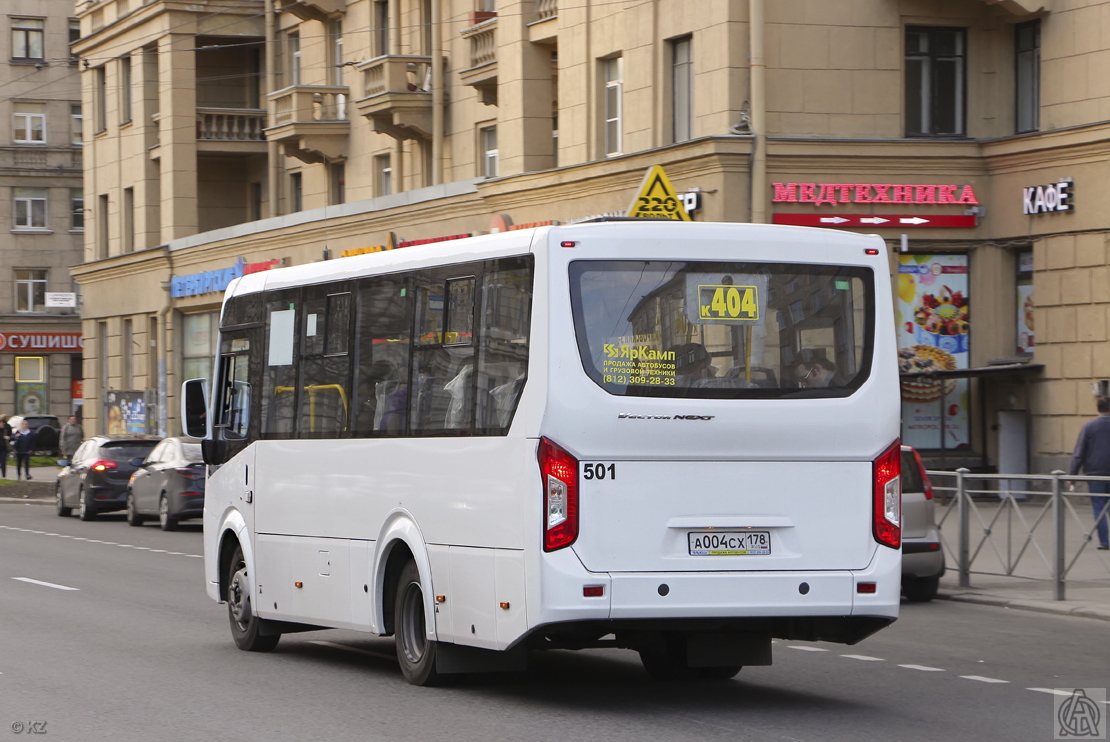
[15,356,47,416]
[905,27,966,137]
[181,312,219,385]
[15,270,47,313]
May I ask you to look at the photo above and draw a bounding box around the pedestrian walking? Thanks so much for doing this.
[1069,396,1110,550]
[12,419,35,481]
[60,415,83,459]
[0,415,10,479]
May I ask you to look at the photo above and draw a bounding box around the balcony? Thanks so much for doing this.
[353,56,433,141]
[529,0,557,43]
[196,108,268,154]
[275,0,345,22]
[265,86,349,163]
[459,18,497,106]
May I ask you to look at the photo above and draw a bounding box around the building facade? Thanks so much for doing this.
[71,0,1108,472]
[2,1,85,420]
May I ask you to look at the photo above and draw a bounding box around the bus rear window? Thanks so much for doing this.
[569,260,874,398]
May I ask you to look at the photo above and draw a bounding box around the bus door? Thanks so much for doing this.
[210,320,261,536]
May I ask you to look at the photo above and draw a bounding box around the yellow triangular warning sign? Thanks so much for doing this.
[627,165,692,221]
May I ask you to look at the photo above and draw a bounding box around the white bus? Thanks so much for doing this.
[184,220,902,685]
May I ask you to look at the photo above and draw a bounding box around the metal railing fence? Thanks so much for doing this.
[926,469,1110,600]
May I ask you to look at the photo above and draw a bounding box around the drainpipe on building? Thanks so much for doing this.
[265,0,281,217]
[431,0,443,185]
[749,0,766,223]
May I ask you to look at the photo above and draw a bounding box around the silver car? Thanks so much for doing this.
[125,437,206,531]
[901,446,946,602]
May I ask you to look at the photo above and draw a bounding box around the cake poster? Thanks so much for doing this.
[895,254,970,450]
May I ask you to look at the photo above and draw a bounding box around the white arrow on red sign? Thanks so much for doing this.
[859,217,890,224]
[772,213,977,228]
[899,217,930,225]
[819,216,850,224]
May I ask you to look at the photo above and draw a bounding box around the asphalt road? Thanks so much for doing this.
[1,499,1105,742]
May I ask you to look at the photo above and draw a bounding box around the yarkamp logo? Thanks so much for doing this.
[617,413,715,421]
[1055,688,1105,739]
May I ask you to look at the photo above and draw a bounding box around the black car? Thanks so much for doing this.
[126,437,206,531]
[8,414,62,456]
[55,436,160,521]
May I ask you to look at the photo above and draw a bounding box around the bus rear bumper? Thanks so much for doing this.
[534,544,900,630]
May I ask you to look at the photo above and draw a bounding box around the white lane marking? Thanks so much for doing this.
[787,646,829,652]
[12,577,79,591]
[309,640,396,662]
[0,525,200,558]
[1028,688,1074,696]
[841,654,884,662]
[899,664,945,672]
[960,675,1009,684]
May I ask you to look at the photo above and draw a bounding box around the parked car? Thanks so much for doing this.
[901,445,946,602]
[55,436,161,521]
[7,414,62,456]
[126,437,206,531]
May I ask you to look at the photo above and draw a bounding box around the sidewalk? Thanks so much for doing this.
[0,465,63,499]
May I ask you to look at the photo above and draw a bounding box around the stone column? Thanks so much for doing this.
[157,33,199,241]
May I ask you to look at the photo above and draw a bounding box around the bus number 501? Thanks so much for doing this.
[582,463,616,480]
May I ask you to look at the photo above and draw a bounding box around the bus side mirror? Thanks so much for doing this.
[181,378,208,439]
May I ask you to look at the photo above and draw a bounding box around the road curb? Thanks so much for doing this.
[938,591,1110,622]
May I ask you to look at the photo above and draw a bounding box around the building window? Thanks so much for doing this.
[480,126,498,177]
[69,19,80,64]
[122,318,133,388]
[1015,21,1040,134]
[14,188,47,229]
[119,54,132,123]
[94,66,107,133]
[329,162,346,205]
[671,36,693,143]
[289,32,301,86]
[71,190,84,231]
[15,270,47,313]
[289,172,303,212]
[122,187,134,252]
[98,321,109,392]
[71,104,83,145]
[905,27,966,137]
[12,18,45,60]
[97,193,109,257]
[13,102,46,144]
[375,154,392,196]
[148,316,159,388]
[603,56,623,156]
[374,0,390,57]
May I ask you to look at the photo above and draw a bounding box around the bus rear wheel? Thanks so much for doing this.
[226,544,279,652]
[394,560,442,686]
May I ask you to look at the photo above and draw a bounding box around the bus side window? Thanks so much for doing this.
[353,277,411,437]
[476,259,532,433]
[298,290,351,438]
[412,275,476,434]
[262,291,299,438]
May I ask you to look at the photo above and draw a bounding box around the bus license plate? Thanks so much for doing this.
[688,531,771,556]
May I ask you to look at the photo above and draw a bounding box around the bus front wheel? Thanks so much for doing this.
[226,544,280,652]
[394,560,442,686]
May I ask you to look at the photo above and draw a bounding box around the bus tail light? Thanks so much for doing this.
[90,460,118,472]
[872,440,901,549]
[538,437,579,552]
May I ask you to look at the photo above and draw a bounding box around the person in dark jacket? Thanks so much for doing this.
[12,419,35,480]
[0,416,10,479]
[1069,396,1110,550]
